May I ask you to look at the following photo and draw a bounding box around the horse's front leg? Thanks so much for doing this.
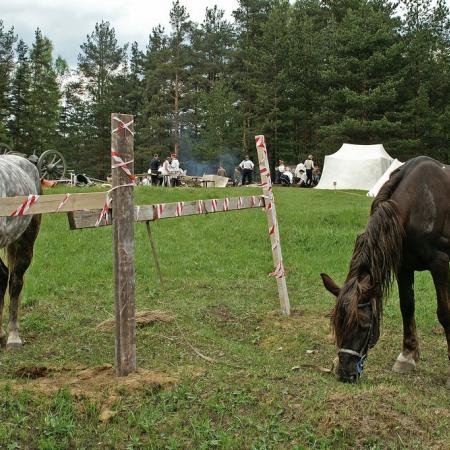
[0,258,9,348]
[429,252,450,389]
[393,268,419,373]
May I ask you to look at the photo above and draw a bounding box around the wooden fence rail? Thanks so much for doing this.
[67,195,266,229]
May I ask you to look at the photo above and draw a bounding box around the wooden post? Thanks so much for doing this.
[111,113,136,375]
[255,135,291,316]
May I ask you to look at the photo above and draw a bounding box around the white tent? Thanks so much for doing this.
[315,143,393,190]
[367,159,403,197]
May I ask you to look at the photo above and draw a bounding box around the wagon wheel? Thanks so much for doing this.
[37,150,67,180]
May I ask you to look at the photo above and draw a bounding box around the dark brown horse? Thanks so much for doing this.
[321,156,450,387]
[0,155,41,350]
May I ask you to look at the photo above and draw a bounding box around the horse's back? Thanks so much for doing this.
[381,156,450,265]
[0,155,41,248]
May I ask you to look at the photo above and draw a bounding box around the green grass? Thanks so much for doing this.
[0,185,448,449]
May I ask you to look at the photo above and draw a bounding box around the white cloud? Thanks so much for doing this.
[1,0,239,65]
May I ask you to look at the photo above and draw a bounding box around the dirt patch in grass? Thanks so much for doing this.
[320,387,428,444]
[96,309,175,331]
[4,364,177,399]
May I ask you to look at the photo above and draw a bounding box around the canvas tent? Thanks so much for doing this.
[367,159,403,197]
[315,143,393,190]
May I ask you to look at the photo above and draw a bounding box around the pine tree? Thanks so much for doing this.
[78,21,127,177]
[317,0,403,159]
[398,0,450,161]
[169,0,193,156]
[0,20,16,144]
[140,26,173,159]
[9,39,31,151]
[232,0,272,155]
[27,28,61,153]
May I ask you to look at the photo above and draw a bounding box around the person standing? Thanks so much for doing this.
[149,154,161,186]
[239,155,254,185]
[161,156,171,187]
[169,153,181,186]
[304,154,315,187]
[217,164,227,177]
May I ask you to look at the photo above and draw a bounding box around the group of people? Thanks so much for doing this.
[276,155,320,187]
[217,156,255,186]
[147,153,318,188]
[148,153,183,187]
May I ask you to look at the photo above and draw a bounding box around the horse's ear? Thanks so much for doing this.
[320,273,341,298]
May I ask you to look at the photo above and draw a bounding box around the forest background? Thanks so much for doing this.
[0,0,449,178]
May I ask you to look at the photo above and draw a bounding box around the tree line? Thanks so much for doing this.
[0,0,449,179]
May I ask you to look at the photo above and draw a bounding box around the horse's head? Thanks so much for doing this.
[321,273,381,383]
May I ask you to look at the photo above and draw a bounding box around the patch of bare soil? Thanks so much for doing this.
[5,364,177,398]
[320,387,431,446]
[96,310,174,331]
[3,364,178,422]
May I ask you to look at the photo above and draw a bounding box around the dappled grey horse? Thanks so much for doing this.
[0,155,41,349]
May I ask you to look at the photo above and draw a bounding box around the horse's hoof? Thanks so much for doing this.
[6,339,22,351]
[392,352,416,374]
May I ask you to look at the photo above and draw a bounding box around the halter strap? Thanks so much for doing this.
[338,301,374,363]
[338,348,364,357]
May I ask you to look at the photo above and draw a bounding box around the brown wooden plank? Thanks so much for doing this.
[68,195,266,229]
[0,192,107,217]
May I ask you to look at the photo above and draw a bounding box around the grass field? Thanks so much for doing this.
[0,185,448,449]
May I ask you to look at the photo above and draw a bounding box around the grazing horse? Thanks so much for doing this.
[321,156,450,387]
[0,155,41,350]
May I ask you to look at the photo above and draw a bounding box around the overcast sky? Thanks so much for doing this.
[1,0,239,65]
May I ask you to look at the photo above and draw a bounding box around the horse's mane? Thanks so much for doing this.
[332,166,406,344]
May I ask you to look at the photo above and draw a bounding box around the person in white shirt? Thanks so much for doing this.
[239,155,254,185]
[304,154,315,187]
[169,153,181,186]
[161,156,171,187]
[280,167,293,185]
[294,162,307,185]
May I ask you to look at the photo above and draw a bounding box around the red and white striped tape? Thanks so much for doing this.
[223,198,230,211]
[211,199,217,212]
[269,261,285,279]
[197,200,204,214]
[255,135,265,148]
[153,203,165,220]
[237,196,243,209]
[111,150,135,182]
[269,224,276,236]
[112,117,135,136]
[95,203,109,227]
[10,194,39,217]
[56,193,70,212]
[175,201,184,217]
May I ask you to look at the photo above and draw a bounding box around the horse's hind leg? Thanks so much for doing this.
[393,268,419,373]
[6,215,40,350]
[0,257,9,347]
[429,252,450,389]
